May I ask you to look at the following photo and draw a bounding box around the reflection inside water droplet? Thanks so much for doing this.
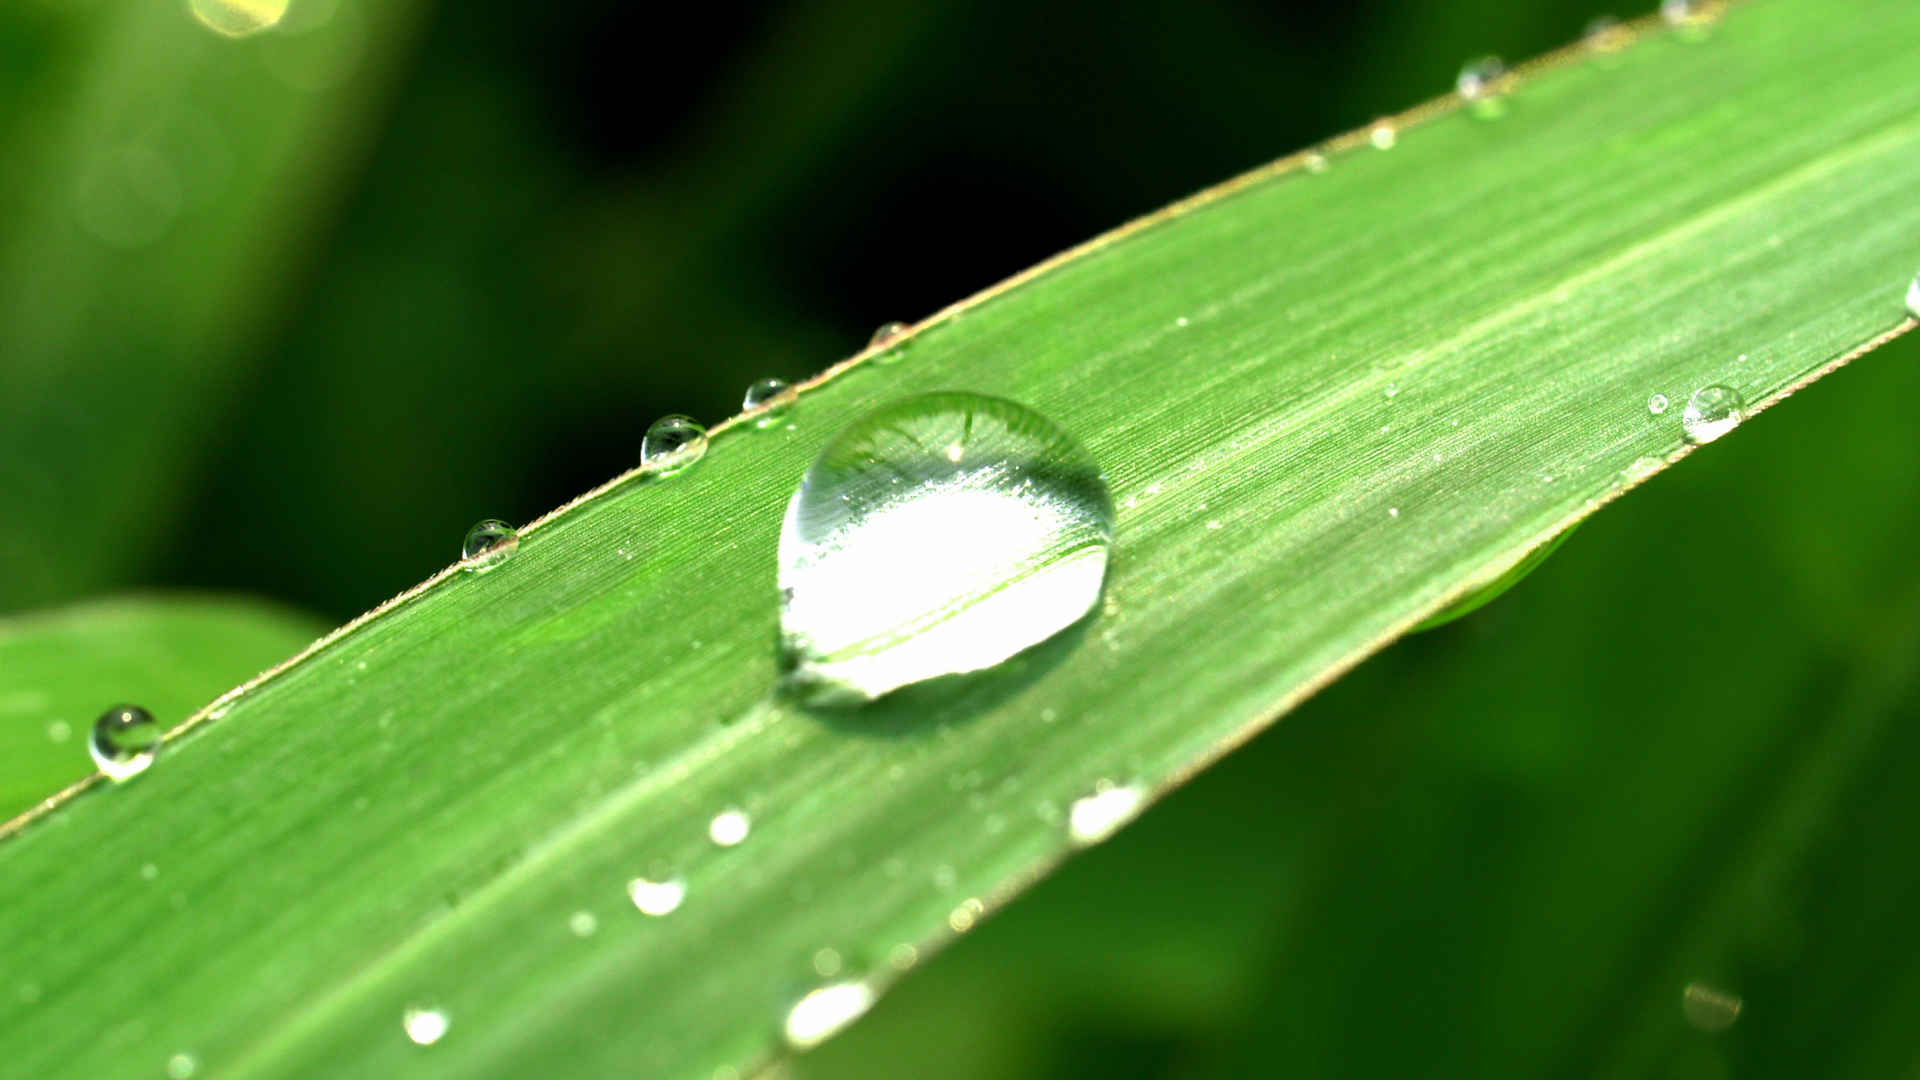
[783,981,875,1050]
[1682,385,1744,444]
[776,393,1114,703]
[461,520,519,572]
[90,705,161,782]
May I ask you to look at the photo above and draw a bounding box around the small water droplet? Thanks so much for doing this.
[189,0,289,38]
[868,322,912,362]
[1681,982,1742,1032]
[777,393,1114,703]
[708,808,751,847]
[1661,0,1710,26]
[1369,120,1397,150]
[1302,150,1330,173]
[402,1006,449,1046]
[641,415,708,475]
[1647,393,1670,415]
[743,377,796,427]
[1456,56,1507,112]
[887,943,919,970]
[46,721,70,744]
[627,876,686,916]
[1387,507,1400,519]
[140,863,159,881]
[948,897,985,932]
[782,981,875,1051]
[1584,15,1628,52]
[460,519,519,572]
[1068,783,1144,846]
[1682,385,1744,444]
[811,947,843,977]
[1906,270,1919,319]
[568,911,598,937]
[1384,382,1399,398]
[90,705,160,782]
[166,1052,199,1079]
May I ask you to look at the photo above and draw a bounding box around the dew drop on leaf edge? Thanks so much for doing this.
[641,415,708,474]
[1681,385,1744,444]
[743,378,795,427]
[776,392,1115,705]
[460,519,519,572]
[90,705,160,782]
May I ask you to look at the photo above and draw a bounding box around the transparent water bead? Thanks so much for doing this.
[869,321,911,350]
[1456,56,1507,111]
[1681,385,1744,444]
[777,392,1114,703]
[1906,271,1919,319]
[641,415,708,474]
[743,378,796,427]
[90,705,161,782]
[189,0,289,37]
[1647,393,1669,416]
[460,519,519,572]
[783,981,875,1050]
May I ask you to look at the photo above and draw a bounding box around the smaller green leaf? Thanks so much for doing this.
[0,595,326,817]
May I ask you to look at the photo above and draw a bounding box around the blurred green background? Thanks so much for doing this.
[5,0,1918,1076]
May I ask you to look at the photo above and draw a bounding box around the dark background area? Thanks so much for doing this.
[7,1,1920,1077]
[141,0,1589,623]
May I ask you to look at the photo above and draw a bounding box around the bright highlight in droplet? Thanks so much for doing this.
[782,982,875,1050]
[628,876,687,916]
[402,1006,450,1046]
[1906,270,1919,320]
[1068,784,1144,846]
[189,0,291,37]
[709,809,751,847]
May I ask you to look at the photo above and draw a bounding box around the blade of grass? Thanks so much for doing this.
[2,2,1917,1077]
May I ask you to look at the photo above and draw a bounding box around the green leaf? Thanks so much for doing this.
[0,596,327,819]
[4,3,1918,1077]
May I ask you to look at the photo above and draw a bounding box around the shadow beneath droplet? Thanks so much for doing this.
[786,617,1094,739]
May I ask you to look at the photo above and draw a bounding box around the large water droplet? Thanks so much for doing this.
[461,520,519,572]
[402,1006,450,1046]
[641,415,708,474]
[782,981,875,1050]
[776,393,1114,703]
[189,0,289,37]
[1681,385,1744,444]
[90,705,161,782]
[743,378,796,427]
[1906,270,1919,319]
